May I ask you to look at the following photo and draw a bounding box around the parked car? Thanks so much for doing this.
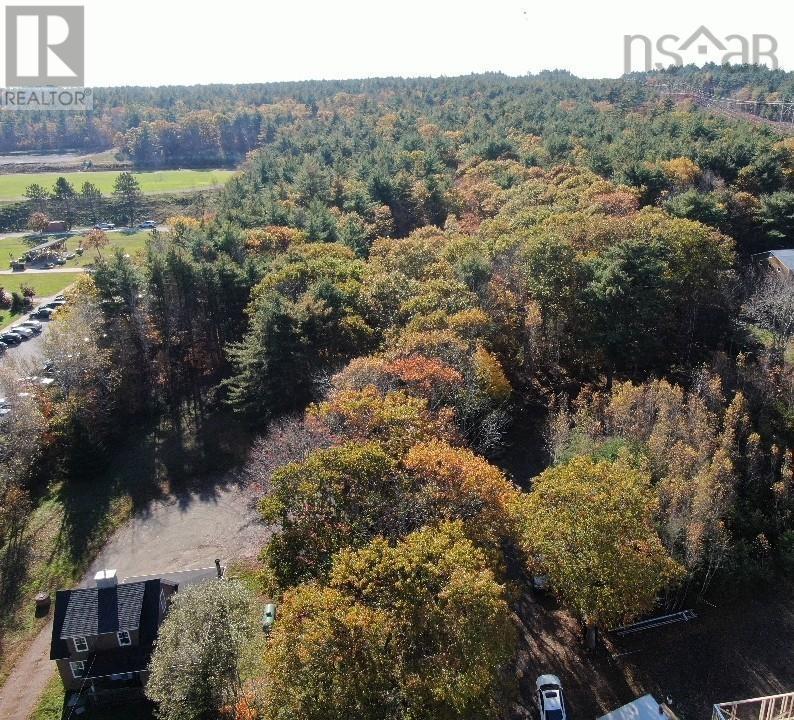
[536,675,566,720]
[12,326,33,339]
[530,554,548,592]
[65,253,76,260]
[262,603,277,632]
[46,300,66,309]
[1,332,22,346]
[32,307,54,319]
[54,295,65,301]
[54,257,66,265]
[19,320,42,333]
[139,220,157,229]
[0,341,6,354]
[94,222,115,230]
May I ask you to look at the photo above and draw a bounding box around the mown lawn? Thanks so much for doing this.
[0,229,150,267]
[0,169,235,201]
[0,482,135,687]
[66,230,150,267]
[0,229,150,329]
[0,413,253,691]
[30,675,65,720]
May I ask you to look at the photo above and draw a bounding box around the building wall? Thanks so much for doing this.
[56,658,83,692]
[63,627,141,656]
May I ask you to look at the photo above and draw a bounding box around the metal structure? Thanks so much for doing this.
[653,83,794,132]
[612,609,697,637]
[713,692,794,720]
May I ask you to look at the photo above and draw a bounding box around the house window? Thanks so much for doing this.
[117,630,131,647]
[69,661,85,679]
[72,636,88,653]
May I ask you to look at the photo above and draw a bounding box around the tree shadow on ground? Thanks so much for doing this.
[54,409,256,582]
[512,588,638,719]
[613,582,794,718]
[0,533,33,652]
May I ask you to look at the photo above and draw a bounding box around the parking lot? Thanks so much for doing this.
[0,292,65,363]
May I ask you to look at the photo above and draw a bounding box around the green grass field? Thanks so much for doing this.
[0,229,150,267]
[63,230,150,267]
[0,168,235,201]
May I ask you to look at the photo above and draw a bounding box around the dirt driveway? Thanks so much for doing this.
[0,480,269,720]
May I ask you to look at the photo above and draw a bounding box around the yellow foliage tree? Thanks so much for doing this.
[515,456,683,638]
[660,156,702,187]
[473,345,512,402]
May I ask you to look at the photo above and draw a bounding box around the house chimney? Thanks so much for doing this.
[95,569,117,589]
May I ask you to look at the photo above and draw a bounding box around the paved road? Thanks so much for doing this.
[86,484,267,585]
[0,481,268,719]
[2,225,160,240]
[0,267,87,276]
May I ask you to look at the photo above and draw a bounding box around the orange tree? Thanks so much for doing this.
[259,416,522,590]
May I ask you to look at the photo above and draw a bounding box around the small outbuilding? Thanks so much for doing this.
[46,220,68,233]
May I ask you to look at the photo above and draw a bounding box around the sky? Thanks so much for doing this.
[2,0,794,87]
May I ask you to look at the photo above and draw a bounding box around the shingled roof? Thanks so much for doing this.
[50,578,172,660]
[60,582,146,638]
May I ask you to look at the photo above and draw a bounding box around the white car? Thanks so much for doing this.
[20,320,42,333]
[12,326,33,339]
[536,675,566,720]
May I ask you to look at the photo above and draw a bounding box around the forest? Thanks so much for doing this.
[2,64,794,719]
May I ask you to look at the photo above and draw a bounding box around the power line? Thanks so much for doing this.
[653,82,794,131]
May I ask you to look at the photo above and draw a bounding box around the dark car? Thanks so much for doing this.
[0,332,22,346]
[32,307,54,320]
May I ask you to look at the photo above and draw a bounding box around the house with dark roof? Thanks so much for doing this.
[50,569,177,698]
